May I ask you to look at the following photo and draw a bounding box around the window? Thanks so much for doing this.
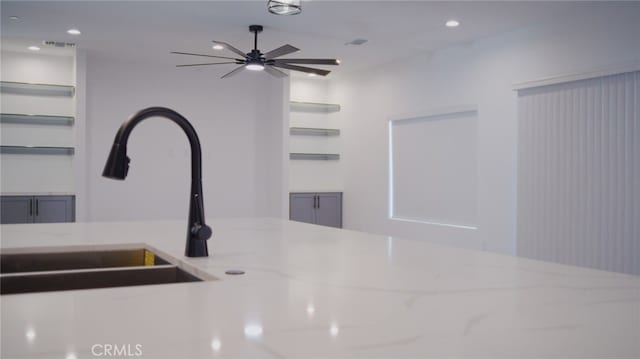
[389,107,478,229]
[517,70,639,275]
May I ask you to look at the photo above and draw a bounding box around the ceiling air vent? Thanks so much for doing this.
[344,38,368,46]
[42,41,76,48]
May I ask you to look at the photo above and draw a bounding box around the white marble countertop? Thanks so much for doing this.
[1,218,639,358]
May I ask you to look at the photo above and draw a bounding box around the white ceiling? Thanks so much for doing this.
[0,1,620,78]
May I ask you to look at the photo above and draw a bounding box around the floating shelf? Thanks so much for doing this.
[290,101,340,113]
[0,113,74,126]
[0,81,75,97]
[0,146,75,155]
[290,127,340,136]
[290,153,339,161]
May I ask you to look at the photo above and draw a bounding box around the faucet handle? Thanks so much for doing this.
[191,224,212,241]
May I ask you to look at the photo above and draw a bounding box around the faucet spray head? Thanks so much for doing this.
[102,143,130,180]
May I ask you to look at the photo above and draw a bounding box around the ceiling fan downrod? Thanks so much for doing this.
[249,25,263,52]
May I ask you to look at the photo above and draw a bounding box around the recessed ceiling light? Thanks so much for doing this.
[307,73,317,77]
[67,28,81,35]
[446,20,460,28]
[212,44,224,50]
[28,46,40,51]
[9,16,20,21]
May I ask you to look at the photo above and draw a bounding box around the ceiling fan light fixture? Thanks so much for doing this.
[246,63,265,71]
[212,44,224,50]
[268,0,301,15]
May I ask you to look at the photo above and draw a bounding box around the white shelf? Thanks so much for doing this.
[0,146,75,155]
[0,81,75,97]
[0,113,74,126]
[290,127,340,136]
[290,153,339,161]
[290,101,340,113]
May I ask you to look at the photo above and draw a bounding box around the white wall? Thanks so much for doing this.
[329,4,640,254]
[0,50,76,194]
[83,54,285,222]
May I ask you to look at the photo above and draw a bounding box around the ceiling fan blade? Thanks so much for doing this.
[272,63,330,76]
[211,40,247,58]
[264,44,300,59]
[176,62,237,67]
[221,65,247,79]
[273,59,339,65]
[171,51,239,61]
[264,65,288,78]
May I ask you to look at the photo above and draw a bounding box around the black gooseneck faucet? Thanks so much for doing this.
[102,107,212,257]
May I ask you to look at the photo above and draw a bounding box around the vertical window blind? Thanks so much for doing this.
[517,71,639,275]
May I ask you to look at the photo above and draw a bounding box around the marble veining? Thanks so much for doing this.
[1,218,639,358]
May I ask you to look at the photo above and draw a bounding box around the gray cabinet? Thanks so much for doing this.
[1,195,75,224]
[290,192,342,228]
[0,196,33,224]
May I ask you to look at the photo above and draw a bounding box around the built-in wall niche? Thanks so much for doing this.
[289,101,341,161]
[0,50,76,195]
[389,107,478,229]
[288,77,343,192]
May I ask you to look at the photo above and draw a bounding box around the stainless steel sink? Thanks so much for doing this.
[1,248,169,273]
[0,245,214,295]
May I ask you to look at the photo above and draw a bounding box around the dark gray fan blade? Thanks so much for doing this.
[264,65,288,78]
[272,63,330,76]
[176,62,237,67]
[171,51,239,60]
[264,44,300,59]
[211,41,247,58]
[221,65,247,79]
[273,59,339,65]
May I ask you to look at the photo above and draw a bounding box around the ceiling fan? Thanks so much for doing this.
[171,25,339,79]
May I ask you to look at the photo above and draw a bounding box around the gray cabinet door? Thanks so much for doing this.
[315,192,342,228]
[289,193,316,225]
[1,196,34,224]
[34,196,75,223]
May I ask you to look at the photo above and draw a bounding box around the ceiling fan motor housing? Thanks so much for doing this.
[249,49,263,61]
